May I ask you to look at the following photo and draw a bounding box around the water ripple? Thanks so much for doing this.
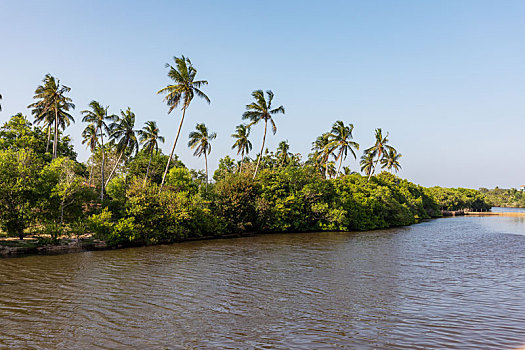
[0,216,524,349]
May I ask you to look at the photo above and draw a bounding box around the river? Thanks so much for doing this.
[1,215,524,349]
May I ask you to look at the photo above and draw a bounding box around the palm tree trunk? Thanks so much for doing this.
[204,151,208,191]
[105,149,125,187]
[143,151,153,187]
[89,162,94,186]
[239,150,244,173]
[160,107,186,192]
[368,154,381,183]
[253,120,267,179]
[53,108,58,159]
[336,149,343,177]
[100,132,105,201]
[324,154,329,179]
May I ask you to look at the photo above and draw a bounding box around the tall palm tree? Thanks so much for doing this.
[188,123,216,189]
[242,90,285,178]
[311,132,334,179]
[81,101,117,201]
[381,148,402,173]
[365,128,394,182]
[105,108,139,186]
[28,74,75,159]
[157,55,210,191]
[82,123,98,185]
[138,121,165,185]
[276,140,292,166]
[327,121,360,177]
[231,124,252,172]
[360,152,375,177]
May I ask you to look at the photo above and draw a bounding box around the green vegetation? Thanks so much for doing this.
[479,187,525,208]
[425,187,491,212]
[0,58,495,252]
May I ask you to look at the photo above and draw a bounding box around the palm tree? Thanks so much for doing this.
[381,148,402,173]
[105,107,139,186]
[311,132,334,179]
[157,55,210,191]
[365,128,394,182]
[138,121,165,185]
[276,140,292,166]
[82,124,98,185]
[81,101,117,201]
[360,151,374,177]
[327,121,359,177]
[188,123,216,189]
[28,74,75,159]
[231,124,252,172]
[242,90,285,178]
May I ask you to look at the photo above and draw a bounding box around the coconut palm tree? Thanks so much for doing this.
[276,140,292,166]
[157,55,210,191]
[360,151,375,177]
[242,90,285,178]
[327,121,359,177]
[105,108,139,186]
[381,148,402,173]
[138,121,165,185]
[81,101,117,201]
[231,124,252,172]
[188,123,216,189]
[82,124,98,185]
[28,74,75,158]
[365,128,394,182]
[311,132,334,179]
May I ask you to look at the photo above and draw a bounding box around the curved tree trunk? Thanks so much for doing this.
[160,107,186,192]
[53,108,58,159]
[143,151,153,187]
[89,162,94,186]
[105,149,125,187]
[100,132,105,201]
[253,120,267,179]
[367,152,382,183]
[336,149,343,177]
[204,151,208,191]
[239,150,244,173]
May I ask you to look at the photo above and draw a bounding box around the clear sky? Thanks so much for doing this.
[1,0,524,188]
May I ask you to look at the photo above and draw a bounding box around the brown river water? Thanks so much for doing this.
[1,215,524,349]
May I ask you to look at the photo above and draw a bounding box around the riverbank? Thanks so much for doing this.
[0,238,107,257]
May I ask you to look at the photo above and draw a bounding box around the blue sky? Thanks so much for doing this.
[1,0,524,188]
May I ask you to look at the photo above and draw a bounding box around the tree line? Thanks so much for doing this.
[0,55,492,246]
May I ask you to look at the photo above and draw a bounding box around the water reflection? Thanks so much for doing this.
[0,217,524,349]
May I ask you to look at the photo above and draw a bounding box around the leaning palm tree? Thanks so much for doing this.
[138,121,165,185]
[231,124,252,172]
[360,151,375,177]
[242,90,285,178]
[311,132,334,179]
[82,124,98,185]
[327,121,360,177]
[81,101,117,201]
[380,148,402,173]
[105,108,139,186]
[157,55,210,191]
[28,74,75,158]
[365,128,394,182]
[188,123,216,189]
